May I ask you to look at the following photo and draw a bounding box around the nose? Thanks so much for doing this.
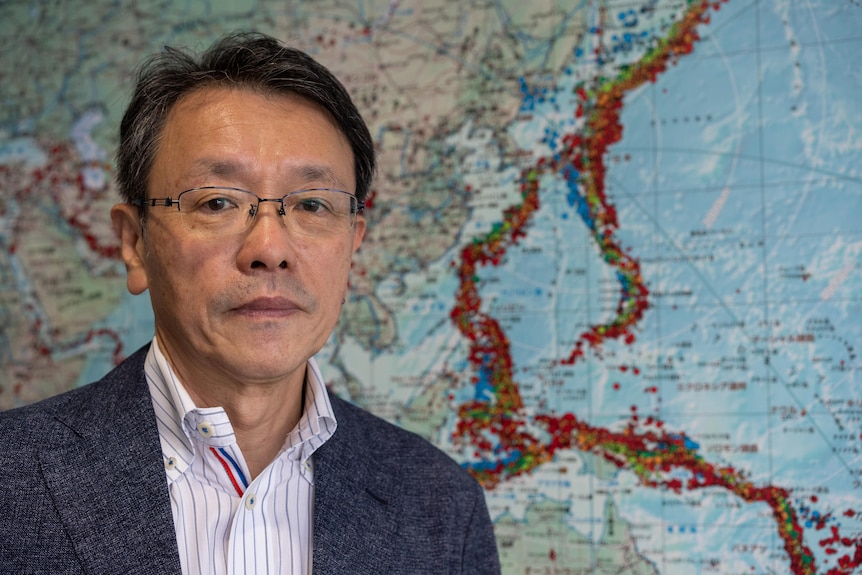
[236,201,294,271]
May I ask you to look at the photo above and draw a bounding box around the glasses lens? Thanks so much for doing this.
[283,189,357,236]
[178,187,256,236]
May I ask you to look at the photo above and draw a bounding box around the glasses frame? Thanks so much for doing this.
[133,186,365,237]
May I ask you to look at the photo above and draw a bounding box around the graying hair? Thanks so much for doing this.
[116,31,376,207]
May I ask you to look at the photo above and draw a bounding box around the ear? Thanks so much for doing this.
[351,214,366,255]
[111,203,150,295]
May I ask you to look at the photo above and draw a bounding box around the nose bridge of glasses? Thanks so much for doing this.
[252,196,287,218]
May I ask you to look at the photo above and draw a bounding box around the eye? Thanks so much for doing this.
[203,197,234,212]
[296,197,330,214]
[184,189,246,214]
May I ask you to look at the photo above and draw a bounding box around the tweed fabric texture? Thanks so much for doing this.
[0,345,500,574]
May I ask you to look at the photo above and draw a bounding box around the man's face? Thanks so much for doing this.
[112,87,365,390]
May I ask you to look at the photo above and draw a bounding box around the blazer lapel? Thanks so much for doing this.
[312,397,398,574]
[38,353,182,575]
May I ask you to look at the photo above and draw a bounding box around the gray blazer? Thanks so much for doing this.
[0,346,501,574]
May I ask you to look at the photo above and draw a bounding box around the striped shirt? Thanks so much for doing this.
[144,338,337,574]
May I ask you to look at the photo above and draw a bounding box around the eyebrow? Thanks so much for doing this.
[296,164,350,189]
[188,160,350,190]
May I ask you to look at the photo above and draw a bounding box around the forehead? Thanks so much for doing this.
[167,84,339,125]
[152,86,355,190]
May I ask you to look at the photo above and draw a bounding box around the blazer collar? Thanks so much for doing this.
[39,346,182,574]
[311,394,399,574]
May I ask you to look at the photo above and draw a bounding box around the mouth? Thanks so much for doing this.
[231,296,302,318]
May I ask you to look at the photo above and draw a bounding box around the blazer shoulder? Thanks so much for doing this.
[0,344,152,443]
[326,392,479,489]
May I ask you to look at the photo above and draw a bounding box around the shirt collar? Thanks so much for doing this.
[144,337,337,483]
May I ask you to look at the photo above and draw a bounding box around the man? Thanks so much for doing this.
[0,32,500,574]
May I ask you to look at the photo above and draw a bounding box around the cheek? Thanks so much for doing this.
[303,247,354,302]
[145,234,215,302]
[305,239,354,273]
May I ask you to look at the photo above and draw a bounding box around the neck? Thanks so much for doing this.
[228,392,303,479]
[192,376,305,478]
[159,342,307,479]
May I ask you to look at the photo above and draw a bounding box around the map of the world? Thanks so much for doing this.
[2,1,861,573]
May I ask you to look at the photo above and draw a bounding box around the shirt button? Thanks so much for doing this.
[245,493,257,510]
[165,456,177,470]
[197,422,214,438]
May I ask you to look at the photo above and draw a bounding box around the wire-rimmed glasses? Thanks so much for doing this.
[134,186,364,238]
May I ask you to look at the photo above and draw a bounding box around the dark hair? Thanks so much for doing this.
[116,31,375,205]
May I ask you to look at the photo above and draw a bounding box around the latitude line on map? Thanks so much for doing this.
[614,145,862,186]
[603,177,862,198]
